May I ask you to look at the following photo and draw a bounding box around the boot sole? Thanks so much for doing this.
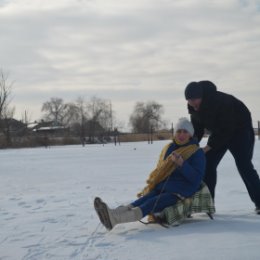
[94,197,105,225]
[94,197,113,230]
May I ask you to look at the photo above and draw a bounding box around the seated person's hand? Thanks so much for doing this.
[171,152,184,167]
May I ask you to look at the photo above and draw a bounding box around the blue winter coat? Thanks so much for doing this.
[155,139,206,198]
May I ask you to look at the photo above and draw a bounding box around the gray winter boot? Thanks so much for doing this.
[106,206,143,230]
[94,197,142,230]
[94,197,133,225]
[115,204,134,213]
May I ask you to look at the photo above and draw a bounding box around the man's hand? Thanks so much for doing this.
[202,145,211,153]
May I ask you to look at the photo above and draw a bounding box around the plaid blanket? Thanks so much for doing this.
[160,182,215,226]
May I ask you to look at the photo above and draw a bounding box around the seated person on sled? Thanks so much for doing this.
[94,117,206,230]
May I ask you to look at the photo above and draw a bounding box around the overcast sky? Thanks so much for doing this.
[1,0,260,129]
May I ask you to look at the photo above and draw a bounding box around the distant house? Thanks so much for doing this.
[28,121,67,136]
[0,118,27,136]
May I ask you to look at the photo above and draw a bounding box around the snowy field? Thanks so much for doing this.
[0,138,260,260]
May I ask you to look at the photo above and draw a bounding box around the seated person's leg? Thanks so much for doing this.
[131,190,158,208]
[137,193,178,217]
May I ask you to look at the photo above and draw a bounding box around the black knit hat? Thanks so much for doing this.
[185,82,203,100]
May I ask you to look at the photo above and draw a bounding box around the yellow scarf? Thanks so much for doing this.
[137,142,199,197]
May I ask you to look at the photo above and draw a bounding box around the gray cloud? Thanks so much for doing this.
[1,0,260,126]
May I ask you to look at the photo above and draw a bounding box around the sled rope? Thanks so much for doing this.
[139,174,172,228]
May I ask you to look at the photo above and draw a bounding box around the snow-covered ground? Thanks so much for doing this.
[0,139,260,260]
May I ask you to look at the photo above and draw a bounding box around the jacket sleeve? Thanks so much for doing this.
[179,149,206,185]
[188,104,205,142]
[191,114,205,142]
[207,96,236,150]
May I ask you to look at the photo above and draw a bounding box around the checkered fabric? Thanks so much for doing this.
[161,182,215,226]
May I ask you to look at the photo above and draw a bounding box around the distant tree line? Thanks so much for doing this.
[41,96,115,143]
[0,70,16,146]
[0,69,167,147]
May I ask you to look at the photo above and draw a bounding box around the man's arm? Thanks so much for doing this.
[206,95,236,151]
[191,114,205,142]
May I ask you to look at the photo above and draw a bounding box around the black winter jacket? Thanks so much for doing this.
[187,84,253,150]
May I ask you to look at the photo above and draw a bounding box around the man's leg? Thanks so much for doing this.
[229,127,260,208]
[204,147,227,199]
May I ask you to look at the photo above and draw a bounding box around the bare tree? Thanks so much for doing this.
[129,101,165,133]
[71,97,89,142]
[0,70,15,146]
[0,70,13,117]
[41,97,68,125]
[62,101,81,128]
[86,96,114,142]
